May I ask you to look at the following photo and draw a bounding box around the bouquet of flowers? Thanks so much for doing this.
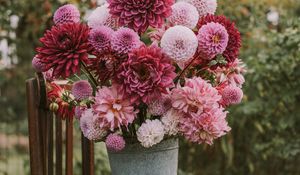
[32,0,245,152]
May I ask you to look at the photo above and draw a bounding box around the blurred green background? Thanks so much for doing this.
[1,0,300,174]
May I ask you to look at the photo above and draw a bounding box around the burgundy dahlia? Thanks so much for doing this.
[197,15,241,63]
[36,23,92,78]
[114,45,176,104]
[107,0,174,33]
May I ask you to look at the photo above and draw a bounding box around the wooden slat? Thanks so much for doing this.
[82,135,94,175]
[26,78,44,175]
[55,116,63,175]
[66,117,73,175]
[47,111,54,175]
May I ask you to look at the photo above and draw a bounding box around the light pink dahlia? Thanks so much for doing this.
[107,0,174,33]
[105,133,126,152]
[161,26,198,63]
[53,4,80,25]
[43,69,54,82]
[179,107,230,145]
[115,45,176,104]
[71,80,93,100]
[87,4,118,29]
[111,27,142,55]
[80,109,108,141]
[148,95,172,116]
[161,108,183,136]
[197,22,229,60]
[183,0,217,17]
[89,26,114,54]
[32,56,46,72]
[220,85,243,106]
[75,106,86,119]
[168,2,199,29]
[92,86,137,130]
[171,77,221,117]
[137,119,165,148]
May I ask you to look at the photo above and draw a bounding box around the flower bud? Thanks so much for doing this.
[49,102,59,112]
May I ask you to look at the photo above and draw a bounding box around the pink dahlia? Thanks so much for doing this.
[148,95,172,116]
[115,45,176,104]
[80,109,107,140]
[198,15,242,63]
[183,0,217,17]
[107,0,174,33]
[89,26,114,54]
[32,56,46,72]
[197,22,229,60]
[43,69,54,82]
[71,80,93,100]
[87,4,118,29]
[105,133,126,152]
[53,4,80,25]
[168,2,199,29]
[111,27,142,55]
[36,23,91,78]
[92,86,137,130]
[220,85,243,106]
[75,106,86,119]
[171,77,221,117]
[161,26,198,63]
[179,107,230,145]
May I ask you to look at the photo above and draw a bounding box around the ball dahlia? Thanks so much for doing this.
[183,0,217,17]
[36,23,91,78]
[87,4,118,29]
[32,56,46,72]
[71,80,93,100]
[197,15,241,63]
[80,109,108,140]
[137,119,165,148]
[53,4,80,25]
[114,45,176,104]
[89,26,114,54]
[168,2,199,29]
[107,0,174,33]
[105,133,126,152]
[92,86,137,130]
[179,107,230,145]
[171,77,221,117]
[161,109,182,136]
[220,85,243,106]
[111,27,142,55]
[197,22,229,60]
[148,95,172,116]
[161,25,198,63]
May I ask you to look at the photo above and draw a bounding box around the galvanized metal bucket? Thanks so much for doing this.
[107,138,179,175]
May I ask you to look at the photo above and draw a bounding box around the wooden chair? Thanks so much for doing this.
[26,73,94,175]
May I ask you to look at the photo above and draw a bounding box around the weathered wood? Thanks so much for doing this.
[66,117,73,175]
[47,111,54,175]
[26,78,44,175]
[82,134,95,175]
[55,116,63,175]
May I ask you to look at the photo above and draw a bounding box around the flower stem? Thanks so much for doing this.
[174,55,200,84]
[80,62,99,88]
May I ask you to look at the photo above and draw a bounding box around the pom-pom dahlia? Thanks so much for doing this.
[87,4,118,29]
[161,25,198,63]
[161,109,182,136]
[148,95,172,116]
[75,106,86,119]
[198,15,241,63]
[80,109,107,140]
[137,119,165,148]
[36,23,91,78]
[43,69,54,82]
[220,85,243,106]
[171,77,221,117]
[32,56,46,72]
[183,0,217,17]
[111,27,142,55]
[71,80,93,100]
[168,2,199,29]
[53,4,80,25]
[107,0,174,33]
[92,86,137,130]
[115,45,176,104]
[197,22,229,60]
[89,26,114,54]
[105,133,126,152]
[179,107,230,145]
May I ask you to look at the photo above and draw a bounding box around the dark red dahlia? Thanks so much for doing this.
[107,0,174,34]
[114,45,176,104]
[36,23,92,78]
[197,15,241,63]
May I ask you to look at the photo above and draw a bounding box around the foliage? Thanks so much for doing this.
[1,0,300,174]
